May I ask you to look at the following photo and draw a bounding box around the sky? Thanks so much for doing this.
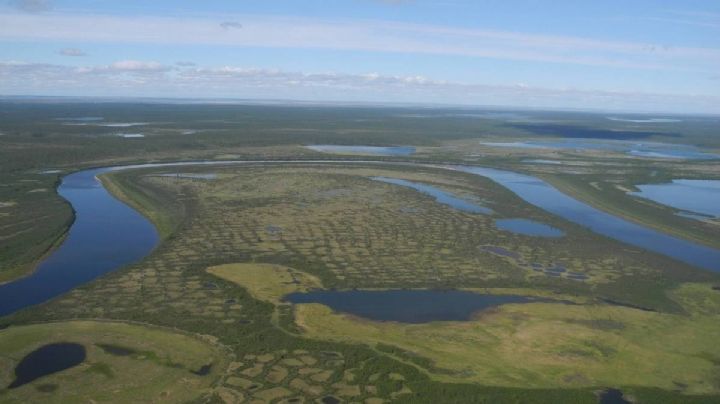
[0,0,719,113]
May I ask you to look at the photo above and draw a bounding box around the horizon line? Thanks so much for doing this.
[1,94,717,118]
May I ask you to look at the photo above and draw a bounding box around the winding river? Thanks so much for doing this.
[1,160,719,317]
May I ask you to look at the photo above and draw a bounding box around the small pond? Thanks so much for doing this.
[305,145,415,156]
[598,388,630,404]
[8,343,86,389]
[495,218,565,237]
[284,290,554,323]
[631,179,720,220]
[372,176,493,214]
[192,364,213,376]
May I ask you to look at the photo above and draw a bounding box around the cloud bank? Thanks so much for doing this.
[1,60,717,113]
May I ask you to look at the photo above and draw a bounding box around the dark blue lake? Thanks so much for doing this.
[8,343,86,389]
[284,289,549,323]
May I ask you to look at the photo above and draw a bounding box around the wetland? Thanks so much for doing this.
[2,102,720,403]
[3,160,720,317]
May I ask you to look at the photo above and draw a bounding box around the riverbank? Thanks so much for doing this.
[542,174,720,250]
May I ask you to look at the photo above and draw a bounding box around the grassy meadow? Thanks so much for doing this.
[0,321,226,403]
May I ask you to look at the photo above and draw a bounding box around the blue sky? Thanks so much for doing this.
[0,0,719,113]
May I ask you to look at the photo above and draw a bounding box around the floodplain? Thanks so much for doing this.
[1,103,719,403]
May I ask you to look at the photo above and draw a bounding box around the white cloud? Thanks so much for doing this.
[58,47,86,57]
[219,21,242,30]
[109,60,167,72]
[1,60,718,114]
[70,60,169,76]
[0,12,718,72]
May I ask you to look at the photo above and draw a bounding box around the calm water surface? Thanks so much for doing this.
[453,165,720,272]
[372,176,493,214]
[373,176,564,237]
[598,388,630,404]
[0,168,159,317]
[8,343,86,389]
[481,140,719,160]
[631,180,720,219]
[284,290,551,323]
[306,145,415,156]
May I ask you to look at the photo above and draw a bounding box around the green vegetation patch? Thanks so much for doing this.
[295,288,720,393]
[208,263,322,304]
[0,320,226,403]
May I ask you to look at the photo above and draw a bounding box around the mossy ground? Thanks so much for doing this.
[210,261,720,394]
[4,163,719,403]
[0,321,226,403]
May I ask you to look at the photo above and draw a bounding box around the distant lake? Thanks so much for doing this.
[284,289,553,323]
[481,140,719,160]
[632,180,720,219]
[606,117,682,123]
[306,145,416,156]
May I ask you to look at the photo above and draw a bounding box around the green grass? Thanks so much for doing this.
[208,263,323,304]
[0,172,72,284]
[0,320,227,403]
[296,290,720,393]
[208,258,720,394]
